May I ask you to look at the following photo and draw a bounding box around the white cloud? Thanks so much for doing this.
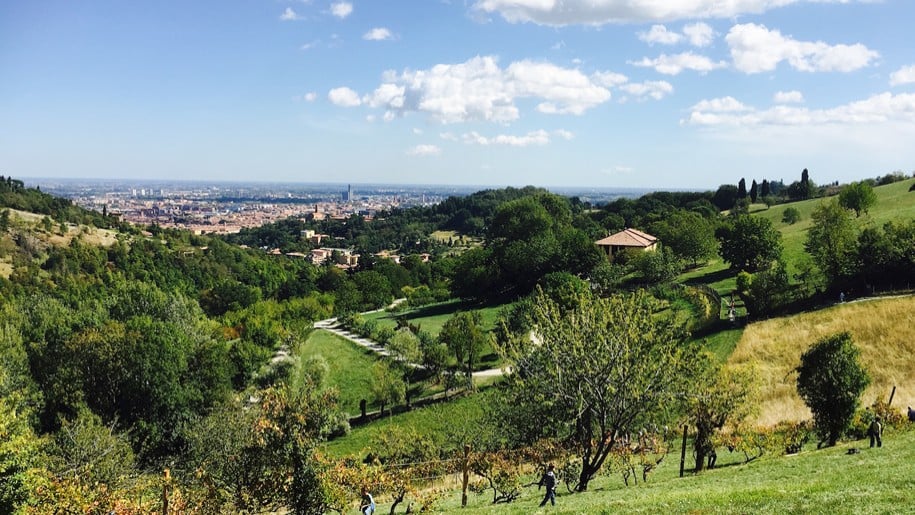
[683,22,714,47]
[592,71,629,87]
[726,23,879,74]
[340,56,612,123]
[473,0,863,26]
[364,27,393,41]
[327,87,362,107]
[619,80,674,100]
[890,65,915,86]
[280,7,302,21]
[684,92,915,127]
[407,144,441,156]
[691,96,752,113]
[457,129,574,147]
[774,90,804,104]
[629,52,726,75]
[303,92,318,102]
[330,1,353,19]
[638,25,682,45]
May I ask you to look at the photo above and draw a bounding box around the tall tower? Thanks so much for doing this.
[348,184,353,201]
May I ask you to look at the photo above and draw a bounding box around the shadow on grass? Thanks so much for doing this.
[684,267,735,287]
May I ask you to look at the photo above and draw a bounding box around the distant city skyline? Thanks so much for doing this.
[2,1,914,189]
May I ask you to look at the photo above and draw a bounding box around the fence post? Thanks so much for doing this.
[889,385,897,406]
[162,468,170,515]
[360,399,367,420]
[679,425,688,478]
[461,444,471,507]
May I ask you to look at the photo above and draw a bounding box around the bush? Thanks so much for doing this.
[796,332,870,447]
[782,207,801,225]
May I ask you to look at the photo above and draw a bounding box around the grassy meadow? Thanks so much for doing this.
[728,295,915,426]
[435,427,915,514]
[299,329,379,415]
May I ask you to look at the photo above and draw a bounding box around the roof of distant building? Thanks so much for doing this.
[595,228,657,248]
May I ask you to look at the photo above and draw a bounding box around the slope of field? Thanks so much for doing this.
[753,177,915,272]
[299,329,379,416]
[441,427,915,514]
[728,295,915,426]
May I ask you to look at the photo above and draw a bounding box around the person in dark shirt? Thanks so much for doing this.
[538,463,557,507]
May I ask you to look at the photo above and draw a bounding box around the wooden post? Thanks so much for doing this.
[889,385,897,406]
[679,425,688,478]
[162,468,170,515]
[461,444,471,507]
[360,399,367,420]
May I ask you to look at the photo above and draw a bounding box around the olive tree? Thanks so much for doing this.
[499,289,698,491]
[796,332,870,447]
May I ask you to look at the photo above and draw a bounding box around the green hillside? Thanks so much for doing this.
[754,178,915,273]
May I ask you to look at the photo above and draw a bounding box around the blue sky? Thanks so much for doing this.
[2,0,914,189]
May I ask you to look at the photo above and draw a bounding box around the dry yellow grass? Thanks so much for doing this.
[728,296,915,426]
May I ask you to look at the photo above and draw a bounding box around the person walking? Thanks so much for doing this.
[360,488,375,515]
[538,464,557,507]
[868,416,883,448]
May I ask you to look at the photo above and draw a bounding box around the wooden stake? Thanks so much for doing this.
[679,425,688,478]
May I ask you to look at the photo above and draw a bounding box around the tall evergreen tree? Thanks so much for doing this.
[749,180,759,203]
[737,178,747,198]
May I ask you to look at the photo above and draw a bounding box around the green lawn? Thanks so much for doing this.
[430,427,915,514]
[299,329,379,416]
[321,390,489,458]
[365,299,509,338]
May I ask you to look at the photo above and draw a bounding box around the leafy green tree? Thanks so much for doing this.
[735,261,791,316]
[796,332,870,447]
[0,209,9,232]
[353,270,393,310]
[634,246,682,283]
[838,181,877,217]
[689,355,755,471]
[712,184,739,211]
[805,200,858,284]
[500,289,697,491]
[438,311,487,383]
[650,210,719,267]
[857,220,915,290]
[370,360,405,417]
[782,206,801,225]
[717,215,783,272]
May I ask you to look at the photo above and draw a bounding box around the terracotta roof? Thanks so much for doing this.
[595,228,658,248]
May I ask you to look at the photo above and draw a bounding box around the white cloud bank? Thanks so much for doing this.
[683,92,915,127]
[474,0,863,25]
[726,23,878,73]
[329,57,672,123]
[890,65,915,86]
[331,56,612,123]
